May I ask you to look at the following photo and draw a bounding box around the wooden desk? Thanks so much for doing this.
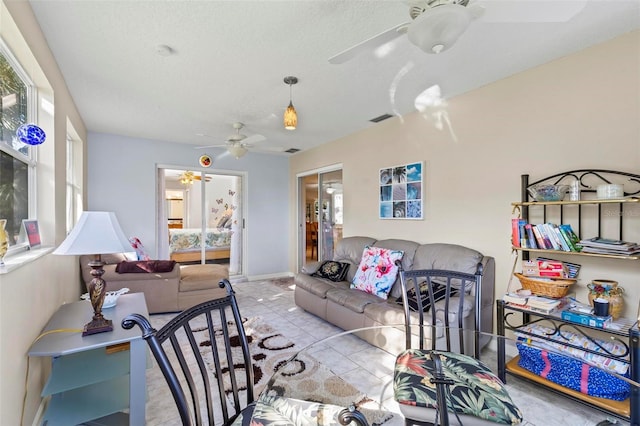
[29,293,149,426]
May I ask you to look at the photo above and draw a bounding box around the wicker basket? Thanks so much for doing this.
[514,273,576,298]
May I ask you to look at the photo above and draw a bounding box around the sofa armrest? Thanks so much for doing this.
[301,261,322,275]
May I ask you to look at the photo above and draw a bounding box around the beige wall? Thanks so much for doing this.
[290,31,640,321]
[0,2,87,425]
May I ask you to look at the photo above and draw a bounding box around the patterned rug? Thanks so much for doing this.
[197,316,393,425]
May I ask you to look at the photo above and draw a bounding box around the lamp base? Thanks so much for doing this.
[83,255,113,336]
[83,316,113,336]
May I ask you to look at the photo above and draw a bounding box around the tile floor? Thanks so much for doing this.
[150,278,630,426]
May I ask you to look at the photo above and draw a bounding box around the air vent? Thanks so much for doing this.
[369,113,393,123]
[285,148,300,154]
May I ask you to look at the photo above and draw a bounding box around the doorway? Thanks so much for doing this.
[298,168,343,269]
[158,167,244,276]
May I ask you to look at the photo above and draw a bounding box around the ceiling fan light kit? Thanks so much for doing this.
[283,76,298,130]
[228,143,248,159]
[407,3,472,54]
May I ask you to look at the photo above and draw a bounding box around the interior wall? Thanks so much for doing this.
[289,31,640,322]
[0,2,88,425]
[87,132,290,278]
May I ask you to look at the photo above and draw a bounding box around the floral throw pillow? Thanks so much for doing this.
[311,261,350,282]
[351,246,404,299]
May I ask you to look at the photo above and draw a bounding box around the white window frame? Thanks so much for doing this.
[0,37,38,254]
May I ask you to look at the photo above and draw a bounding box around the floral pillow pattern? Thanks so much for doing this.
[351,246,404,299]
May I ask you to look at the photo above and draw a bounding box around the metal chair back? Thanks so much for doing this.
[122,279,254,426]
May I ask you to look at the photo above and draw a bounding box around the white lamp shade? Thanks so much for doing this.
[53,211,132,255]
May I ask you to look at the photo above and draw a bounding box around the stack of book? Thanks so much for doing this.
[511,219,582,252]
[502,293,564,314]
[578,237,640,255]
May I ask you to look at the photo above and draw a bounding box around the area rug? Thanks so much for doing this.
[195,316,393,425]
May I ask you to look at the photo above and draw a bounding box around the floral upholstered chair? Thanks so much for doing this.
[393,266,523,425]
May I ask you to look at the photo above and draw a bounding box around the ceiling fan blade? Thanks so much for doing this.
[194,143,228,149]
[328,22,410,64]
[478,0,587,23]
[240,134,266,145]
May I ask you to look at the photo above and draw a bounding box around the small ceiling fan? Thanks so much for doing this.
[329,0,587,64]
[195,122,267,158]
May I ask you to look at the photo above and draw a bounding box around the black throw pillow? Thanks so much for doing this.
[311,261,350,282]
[396,282,457,312]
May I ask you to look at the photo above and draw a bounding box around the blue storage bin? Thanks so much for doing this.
[517,343,630,401]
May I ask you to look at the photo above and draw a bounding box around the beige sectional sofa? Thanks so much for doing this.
[79,254,229,313]
[294,236,495,354]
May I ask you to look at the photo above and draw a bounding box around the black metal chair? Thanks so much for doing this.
[123,279,370,426]
[393,265,523,426]
[122,279,255,426]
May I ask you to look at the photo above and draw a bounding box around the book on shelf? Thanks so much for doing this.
[519,220,528,248]
[511,218,523,248]
[531,225,548,249]
[553,226,572,251]
[502,293,563,314]
[524,224,538,249]
[558,224,582,252]
[538,223,560,251]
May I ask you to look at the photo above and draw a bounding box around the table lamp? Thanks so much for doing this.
[53,211,131,336]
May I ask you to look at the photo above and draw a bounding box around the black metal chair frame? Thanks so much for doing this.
[397,263,484,426]
[122,279,254,426]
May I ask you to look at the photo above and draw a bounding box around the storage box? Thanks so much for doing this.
[522,260,566,278]
[516,343,630,400]
[561,309,612,328]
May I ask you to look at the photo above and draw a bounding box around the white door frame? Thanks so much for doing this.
[296,163,342,272]
[156,164,248,279]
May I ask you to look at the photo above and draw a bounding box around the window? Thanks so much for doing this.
[0,39,36,251]
[66,136,82,234]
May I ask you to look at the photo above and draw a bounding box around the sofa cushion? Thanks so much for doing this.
[179,264,229,292]
[396,282,457,312]
[351,246,404,299]
[311,261,350,282]
[412,243,483,274]
[294,273,346,298]
[115,260,176,274]
[327,288,385,313]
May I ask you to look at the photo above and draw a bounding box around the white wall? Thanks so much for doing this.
[0,2,88,425]
[289,30,640,322]
[87,132,290,278]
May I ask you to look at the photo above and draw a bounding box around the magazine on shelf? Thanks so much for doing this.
[578,237,640,255]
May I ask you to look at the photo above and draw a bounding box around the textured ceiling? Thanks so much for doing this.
[28,0,640,156]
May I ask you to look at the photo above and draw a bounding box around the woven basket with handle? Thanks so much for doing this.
[514,273,576,298]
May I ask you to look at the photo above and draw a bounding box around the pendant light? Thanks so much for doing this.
[283,76,298,130]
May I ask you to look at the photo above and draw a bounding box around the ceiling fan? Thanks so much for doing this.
[195,122,267,159]
[329,0,587,64]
